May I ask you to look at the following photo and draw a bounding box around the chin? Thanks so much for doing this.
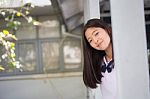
[99,47,107,51]
[96,48,104,51]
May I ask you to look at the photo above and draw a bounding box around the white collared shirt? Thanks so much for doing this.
[100,56,117,99]
[89,57,117,99]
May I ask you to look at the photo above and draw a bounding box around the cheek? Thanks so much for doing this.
[107,35,111,43]
[90,43,95,48]
[99,37,111,50]
[90,43,97,49]
[104,36,111,45]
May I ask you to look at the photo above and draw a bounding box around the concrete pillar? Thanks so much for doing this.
[83,0,100,23]
[110,0,150,99]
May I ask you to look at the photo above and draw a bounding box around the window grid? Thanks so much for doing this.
[0,16,82,76]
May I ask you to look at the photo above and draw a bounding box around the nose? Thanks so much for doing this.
[93,37,98,44]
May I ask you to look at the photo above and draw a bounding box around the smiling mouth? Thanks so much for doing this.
[97,41,103,47]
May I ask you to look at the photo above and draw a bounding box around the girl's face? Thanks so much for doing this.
[85,27,111,50]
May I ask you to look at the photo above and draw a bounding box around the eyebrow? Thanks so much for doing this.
[87,29,97,41]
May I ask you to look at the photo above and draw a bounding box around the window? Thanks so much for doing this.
[18,42,37,72]
[16,18,37,40]
[41,40,60,71]
[38,16,60,38]
[0,16,82,76]
[63,38,81,69]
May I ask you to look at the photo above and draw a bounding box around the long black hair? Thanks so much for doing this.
[82,18,112,88]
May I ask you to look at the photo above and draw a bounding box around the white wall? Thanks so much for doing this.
[0,75,86,99]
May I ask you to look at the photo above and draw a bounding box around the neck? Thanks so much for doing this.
[105,43,113,61]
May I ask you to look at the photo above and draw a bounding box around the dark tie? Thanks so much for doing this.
[101,60,114,73]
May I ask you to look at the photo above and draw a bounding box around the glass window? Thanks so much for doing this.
[38,16,60,38]
[16,18,36,40]
[63,38,81,69]
[0,15,83,76]
[41,41,59,71]
[18,42,37,72]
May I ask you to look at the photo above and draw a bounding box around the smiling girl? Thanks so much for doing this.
[82,18,117,99]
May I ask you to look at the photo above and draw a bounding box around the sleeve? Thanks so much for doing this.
[88,84,102,99]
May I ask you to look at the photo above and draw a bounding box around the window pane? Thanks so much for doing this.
[63,38,81,69]
[38,16,60,38]
[16,18,36,40]
[18,43,37,72]
[41,41,59,70]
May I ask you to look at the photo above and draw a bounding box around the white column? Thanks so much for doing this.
[110,0,150,99]
[83,0,100,23]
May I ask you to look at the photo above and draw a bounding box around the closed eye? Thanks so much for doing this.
[94,32,99,36]
[89,39,92,43]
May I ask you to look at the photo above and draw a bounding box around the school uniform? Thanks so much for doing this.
[89,57,117,99]
[100,56,117,99]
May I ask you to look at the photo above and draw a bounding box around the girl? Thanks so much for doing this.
[82,18,117,99]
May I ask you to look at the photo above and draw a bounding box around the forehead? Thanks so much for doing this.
[85,27,96,36]
[85,27,104,38]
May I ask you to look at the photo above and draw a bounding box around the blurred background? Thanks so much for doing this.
[0,0,149,99]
